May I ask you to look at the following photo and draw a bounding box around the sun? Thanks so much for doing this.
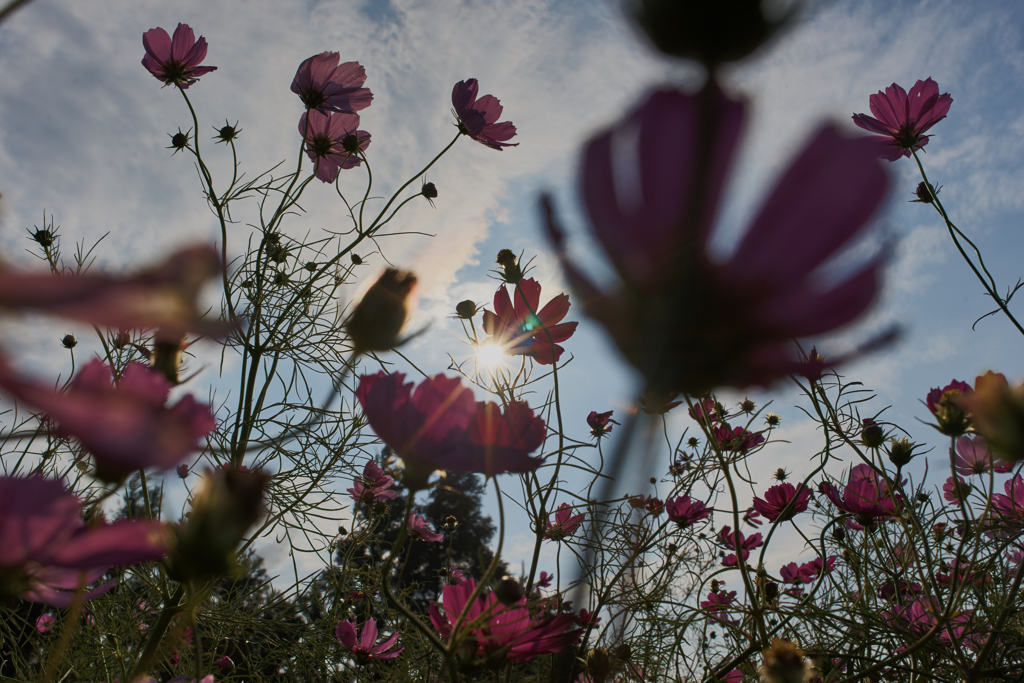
[475,341,506,371]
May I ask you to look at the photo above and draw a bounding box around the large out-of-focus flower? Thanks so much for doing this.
[0,360,215,483]
[753,483,811,523]
[299,110,370,183]
[0,245,229,342]
[665,496,711,528]
[0,477,167,606]
[852,78,953,161]
[957,372,1024,462]
[291,53,373,115]
[355,372,545,487]
[141,24,217,89]
[407,512,444,542]
[954,435,1011,476]
[428,578,580,663]
[545,503,585,541]
[482,279,578,365]
[335,619,403,663]
[821,464,901,530]
[346,268,417,354]
[544,85,889,396]
[452,79,518,150]
[347,461,397,506]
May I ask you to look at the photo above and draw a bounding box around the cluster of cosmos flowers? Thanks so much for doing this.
[7,11,1019,681]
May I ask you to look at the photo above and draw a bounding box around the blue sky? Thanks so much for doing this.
[2,0,1024,578]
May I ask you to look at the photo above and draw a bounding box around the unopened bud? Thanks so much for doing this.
[422,182,438,207]
[444,515,459,530]
[455,300,478,319]
[32,228,56,248]
[494,575,524,605]
[760,638,808,683]
[741,398,756,413]
[150,335,185,385]
[351,253,363,266]
[913,181,939,204]
[61,334,77,349]
[169,129,189,153]
[887,437,917,467]
[346,269,417,353]
[495,249,523,284]
[861,418,885,449]
[215,121,240,144]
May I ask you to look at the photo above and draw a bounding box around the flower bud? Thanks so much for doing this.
[494,575,524,605]
[422,181,438,207]
[760,638,808,683]
[177,464,189,479]
[861,418,885,449]
[214,121,240,144]
[455,300,478,319]
[351,253,363,265]
[168,129,190,153]
[630,0,791,67]
[346,269,417,353]
[495,249,524,284]
[887,437,917,467]
[32,228,56,248]
[912,181,940,204]
[61,334,77,349]
[150,334,186,385]
[444,515,459,530]
[765,412,781,426]
[741,398,756,413]
[167,466,269,581]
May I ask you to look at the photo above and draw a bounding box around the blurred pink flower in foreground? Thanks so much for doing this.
[429,578,580,663]
[356,372,545,486]
[452,79,518,150]
[852,78,953,161]
[753,482,811,522]
[299,110,370,183]
[0,477,167,606]
[347,460,397,505]
[0,245,229,342]
[482,279,578,365]
[141,23,217,89]
[544,85,889,395]
[291,53,372,116]
[335,619,403,663]
[0,360,215,483]
[545,503,585,541]
[407,512,443,542]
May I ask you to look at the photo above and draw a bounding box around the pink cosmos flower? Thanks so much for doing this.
[0,360,215,483]
[688,397,719,424]
[752,483,811,523]
[291,53,372,115]
[0,477,167,606]
[347,460,397,506]
[36,613,55,632]
[452,79,518,150]
[699,589,737,624]
[407,512,444,542]
[544,85,889,395]
[536,571,553,588]
[545,503,585,541]
[335,619,403,662]
[852,78,953,161]
[712,424,764,454]
[428,578,580,663]
[586,410,617,438]
[299,110,370,183]
[954,435,1011,476]
[665,496,711,528]
[718,526,762,566]
[798,555,837,582]
[0,245,228,342]
[141,24,217,89]
[482,279,578,365]
[355,372,545,486]
[821,464,900,530]
[942,476,972,506]
[927,379,972,415]
[992,475,1024,521]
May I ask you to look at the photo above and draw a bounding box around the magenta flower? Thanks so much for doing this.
[992,475,1024,521]
[798,555,837,582]
[586,410,617,439]
[926,379,972,414]
[291,53,372,115]
[347,460,397,506]
[452,79,518,150]
[299,110,370,183]
[407,512,444,542]
[0,360,215,483]
[355,372,545,486]
[141,24,217,89]
[544,85,889,395]
[712,424,764,454]
[36,613,55,633]
[536,571,553,588]
[852,78,953,161]
[954,435,1011,476]
[943,475,972,506]
[428,578,580,663]
[482,279,578,365]
[752,482,811,523]
[821,464,901,530]
[0,477,167,606]
[718,526,762,566]
[699,589,737,624]
[665,496,711,528]
[688,398,718,424]
[545,503,585,541]
[335,619,403,663]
